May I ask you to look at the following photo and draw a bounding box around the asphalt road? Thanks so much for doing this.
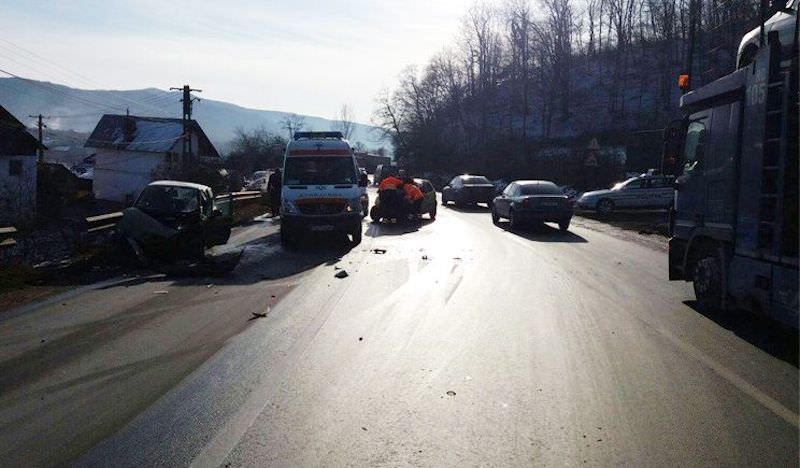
[0,195,797,467]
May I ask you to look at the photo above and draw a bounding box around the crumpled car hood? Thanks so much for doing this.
[117,207,178,242]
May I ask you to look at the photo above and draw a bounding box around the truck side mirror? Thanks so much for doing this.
[662,118,687,176]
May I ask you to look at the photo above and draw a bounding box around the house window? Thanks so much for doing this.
[8,160,22,177]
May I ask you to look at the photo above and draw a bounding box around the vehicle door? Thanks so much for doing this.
[616,178,647,208]
[645,177,675,209]
[204,188,233,246]
[674,111,711,238]
[496,183,516,217]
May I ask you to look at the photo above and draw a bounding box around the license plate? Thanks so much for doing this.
[311,225,334,232]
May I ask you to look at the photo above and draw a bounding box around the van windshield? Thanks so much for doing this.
[284,156,357,185]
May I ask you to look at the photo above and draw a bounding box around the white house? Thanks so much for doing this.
[85,114,219,203]
[0,105,41,225]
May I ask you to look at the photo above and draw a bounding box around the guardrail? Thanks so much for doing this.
[84,191,268,234]
[0,226,17,249]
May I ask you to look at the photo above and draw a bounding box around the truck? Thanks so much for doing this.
[663,9,798,327]
[280,131,368,247]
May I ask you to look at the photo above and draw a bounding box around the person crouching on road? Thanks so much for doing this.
[401,177,424,218]
[378,175,405,214]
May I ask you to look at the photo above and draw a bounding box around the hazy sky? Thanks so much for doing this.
[0,0,486,125]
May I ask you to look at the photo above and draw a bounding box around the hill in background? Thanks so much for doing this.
[0,77,389,155]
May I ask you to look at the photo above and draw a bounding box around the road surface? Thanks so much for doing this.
[0,196,797,467]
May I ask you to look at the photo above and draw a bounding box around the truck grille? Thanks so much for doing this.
[295,199,346,215]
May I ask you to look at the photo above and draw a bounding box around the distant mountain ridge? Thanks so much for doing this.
[0,77,388,154]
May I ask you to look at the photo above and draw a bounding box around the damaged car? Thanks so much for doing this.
[116,181,233,263]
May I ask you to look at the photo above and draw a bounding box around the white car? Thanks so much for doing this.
[737,0,797,68]
[576,175,675,214]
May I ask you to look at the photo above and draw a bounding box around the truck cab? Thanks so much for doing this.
[280,131,367,246]
[664,31,798,327]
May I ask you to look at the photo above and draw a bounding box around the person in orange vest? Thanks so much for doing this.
[379,175,403,191]
[401,177,424,216]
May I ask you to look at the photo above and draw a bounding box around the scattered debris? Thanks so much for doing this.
[40,339,45,343]
[422,255,428,260]
[334,270,349,279]
[250,311,267,319]
[153,290,169,295]
[358,337,363,341]
[453,257,462,260]
[446,390,456,397]
[206,284,214,288]
[334,266,342,270]
[361,427,368,431]
[372,248,387,254]
[271,295,276,298]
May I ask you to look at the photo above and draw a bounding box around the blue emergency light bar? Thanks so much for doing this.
[293,131,344,140]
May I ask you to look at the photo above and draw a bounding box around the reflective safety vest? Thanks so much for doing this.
[379,176,403,190]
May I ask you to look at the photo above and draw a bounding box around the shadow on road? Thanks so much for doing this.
[443,203,492,212]
[577,210,669,236]
[365,218,434,238]
[684,300,799,367]
[497,222,588,243]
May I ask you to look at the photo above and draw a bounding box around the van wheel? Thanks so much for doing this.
[351,226,362,246]
[693,248,723,310]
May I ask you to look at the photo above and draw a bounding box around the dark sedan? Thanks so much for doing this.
[491,180,574,231]
[442,174,495,207]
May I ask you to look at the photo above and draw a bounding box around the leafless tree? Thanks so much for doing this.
[280,114,305,140]
[333,104,356,140]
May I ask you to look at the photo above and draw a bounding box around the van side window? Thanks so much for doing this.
[684,119,708,173]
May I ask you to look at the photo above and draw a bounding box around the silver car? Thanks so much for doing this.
[737,0,797,68]
[577,175,674,214]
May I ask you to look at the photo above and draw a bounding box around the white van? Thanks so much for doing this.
[280,131,368,246]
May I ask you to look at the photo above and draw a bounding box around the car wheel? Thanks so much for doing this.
[559,219,570,232]
[509,209,520,229]
[430,205,437,220]
[491,206,500,225]
[597,199,615,214]
[280,226,296,248]
[370,206,381,223]
[693,248,724,310]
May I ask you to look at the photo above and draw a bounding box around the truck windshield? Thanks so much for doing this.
[284,156,357,185]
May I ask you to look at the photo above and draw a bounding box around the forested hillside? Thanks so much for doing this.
[374,0,764,183]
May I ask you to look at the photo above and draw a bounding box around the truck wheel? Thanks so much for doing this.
[351,226,362,246]
[693,249,723,310]
[597,199,615,214]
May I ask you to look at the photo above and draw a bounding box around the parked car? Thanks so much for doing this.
[414,178,437,219]
[736,0,797,68]
[116,180,233,261]
[576,174,675,214]
[442,174,495,207]
[491,180,574,231]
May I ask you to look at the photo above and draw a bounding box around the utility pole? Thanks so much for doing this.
[28,114,47,162]
[169,85,202,165]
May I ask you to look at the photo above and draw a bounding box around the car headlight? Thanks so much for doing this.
[282,200,298,214]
